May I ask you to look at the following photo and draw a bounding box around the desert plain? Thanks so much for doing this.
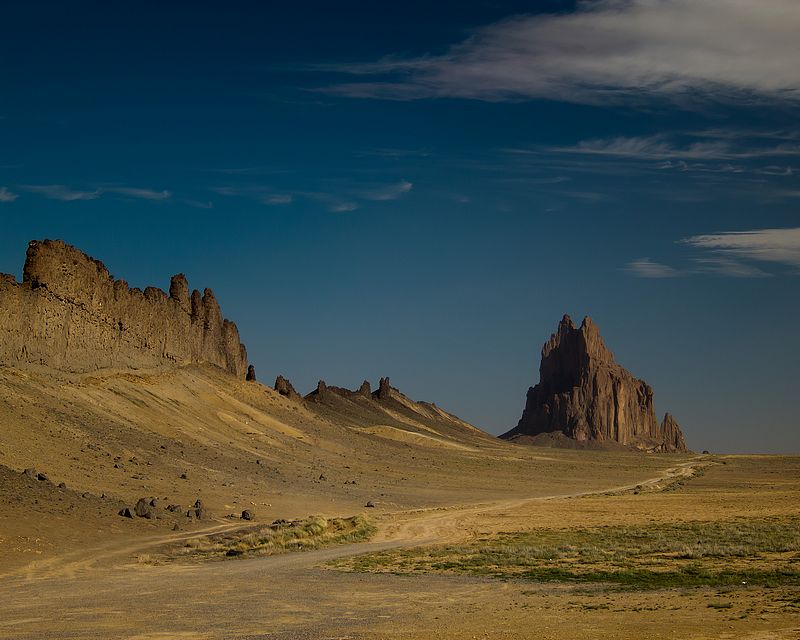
[1,362,798,639]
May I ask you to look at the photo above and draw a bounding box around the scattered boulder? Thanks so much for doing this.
[36,472,50,482]
[134,497,155,519]
[22,467,37,480]
[166,504,182,513]
[241,509,254,521]
[246,364,257,382]
[118,507,134,518]
[365,500,376,508]
[187,499,208,520]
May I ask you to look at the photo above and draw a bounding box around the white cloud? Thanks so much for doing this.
[550,134,800,161]
[21,184,101,201]
[262,194,293,205]
[681,228,800,268]
[0,187,18,202]
[359,180,413,201]
[624,258,680,278]
[104,186,172,200]
[331,202,359,212]
[325,0,800,105]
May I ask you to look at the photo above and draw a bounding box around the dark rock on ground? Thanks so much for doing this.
[119,507,133,518]
[241,509,254,521]
[134,498,155,519]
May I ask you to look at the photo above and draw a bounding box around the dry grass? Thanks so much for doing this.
[331,516,800,589]
[165,514,376,562]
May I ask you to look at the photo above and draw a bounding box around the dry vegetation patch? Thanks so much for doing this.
[156,514,376,563]
[331,516,800,589]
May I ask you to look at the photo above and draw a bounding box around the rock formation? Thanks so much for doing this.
[502,315,688,452]
[274,375,301,400]
[246,365,257,382]
[374,377,392,401]
[357,380,371,398]
[0,239,248,376]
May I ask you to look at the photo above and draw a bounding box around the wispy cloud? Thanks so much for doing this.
[549,133,800,161]
[21,184,101,201]
[624,258,680,278]
[681,228,800,268]
[21,183,173,202]
[263,194,293,205]
[0,186,18,202]
[103,186,172,200]
[359,179,413,201]
[322,0,800,105]
[626,227,800,279]
[330,202,359,212]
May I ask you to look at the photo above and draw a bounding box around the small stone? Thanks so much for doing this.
[365,501,376,508]
[119,507,134,518]
[241,509,254,521]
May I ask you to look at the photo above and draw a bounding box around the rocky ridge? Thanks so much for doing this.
[0,239,248,376]
[502,315,688,452]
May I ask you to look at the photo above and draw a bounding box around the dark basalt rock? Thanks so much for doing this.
[246,364,257,382]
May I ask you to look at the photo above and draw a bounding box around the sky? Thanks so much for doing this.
[0,0,798,453]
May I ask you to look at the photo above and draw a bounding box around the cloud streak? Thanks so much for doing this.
[20,184,173,202]
[21,184,101,201]
[324,0,800,105]
[0,187,18,202]
[681,228,800,268]
[626,227,800,279]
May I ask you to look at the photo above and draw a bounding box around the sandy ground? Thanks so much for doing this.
[1,456,798,639]
[1,365,798,638]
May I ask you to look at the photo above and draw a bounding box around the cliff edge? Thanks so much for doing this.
[0,239,248,375]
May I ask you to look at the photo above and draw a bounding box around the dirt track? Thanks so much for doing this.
[11,458,798,640]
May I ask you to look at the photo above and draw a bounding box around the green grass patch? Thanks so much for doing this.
[331,516,800,590]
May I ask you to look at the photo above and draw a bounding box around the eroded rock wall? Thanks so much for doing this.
[0,239,248,376]
[503,315,688,452]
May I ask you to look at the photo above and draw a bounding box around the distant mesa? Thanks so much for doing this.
[0,239,249,376]
[502,315,688,452]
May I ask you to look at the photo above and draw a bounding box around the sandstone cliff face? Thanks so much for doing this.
[502,315,688,452]
[0,240,248,376]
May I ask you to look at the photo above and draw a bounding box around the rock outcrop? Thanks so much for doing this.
[0,239,248,376]
[374,377,392,401]
[274,375,301,400]
[246,365,257,382]
[502,315,688,452]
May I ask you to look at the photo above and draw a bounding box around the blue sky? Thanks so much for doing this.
[1,1,798,452]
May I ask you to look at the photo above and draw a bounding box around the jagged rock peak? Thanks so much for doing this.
[357,380,371,397]
[503,314,688,452]
[660,413,688,453]
[274,375,300,400]
[0,239,248,376]
[246,365,257,382]
[375,376,392,400]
